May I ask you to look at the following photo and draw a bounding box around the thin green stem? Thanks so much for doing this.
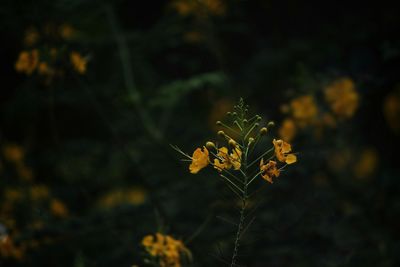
[220,175,244,194]
[246,171,262,186]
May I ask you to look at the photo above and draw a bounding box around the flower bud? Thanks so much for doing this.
[260,127,268,135]
[254,123,259,127]
[228,139,237,147]
[218,130,225,137]
[248,137,255,144]
[267,121,275,128]
[243,119,248,124]
[206,141,216,149]
[256,115,262,121]
[216,121,222,126]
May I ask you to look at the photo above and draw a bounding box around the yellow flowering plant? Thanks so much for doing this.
[141,233,191,267]
[172,98,297,266]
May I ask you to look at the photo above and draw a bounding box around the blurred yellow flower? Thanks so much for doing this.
[37,62,53,76]
[4,188,23,203]
[70,51,87,74]
[273,139,297,164]
[353,148,378,179]
[278,118,297,142]
[30,185,50,201]
[16,162,34,181]
[15,49,39,75]
[50,199,69,218]
[59,24,75,40]
[324,77,359,119]
[0,235,25,260]
[142,233,191,267]
[98,187,147,207]
[189,147,209,174]
[259,159,280,183]
[214,146,241,171]
[3,144,24,163]
[172,0,226,17]
[290,95,318,127]
[184,31,204,43]
[383,91,400,133]
[24,27,40,46]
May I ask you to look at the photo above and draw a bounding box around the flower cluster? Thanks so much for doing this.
[279,77,360,142]
[176,100,297,185]
[173,99,297,266]
[141,233,191,267]
[14,23,88,84]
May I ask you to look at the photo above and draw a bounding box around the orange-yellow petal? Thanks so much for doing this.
[189,147,209,174]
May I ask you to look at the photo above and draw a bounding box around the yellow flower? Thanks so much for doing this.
[259,159,280,183]
[15,49,39,75]
[383,91,400,133]
[30,185,50,201]
[24,27,40,46]
[3,144,24,162]
[172,0,226,17]
[0,235,25,260]
[324,77,359,119]
[50,199,69,218]
[189,147,209,174]
[278,118,297,142]
[98,187,147,208]
[70,51,87,74]
[141,233,191,267]
[353,148,378,179]
[59,24,75,40]
[16,162,34,181]
[290,95,318,127]
[273,139,297,164]
[213,146,241,171]
[37,62,53,75]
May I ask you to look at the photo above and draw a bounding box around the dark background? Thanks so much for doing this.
[1,0,399,266]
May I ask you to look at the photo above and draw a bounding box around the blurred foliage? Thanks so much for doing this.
[1,0,400,266]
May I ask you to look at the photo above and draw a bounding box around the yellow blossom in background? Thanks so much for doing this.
[37,62,53,76]
[172,0,226,17]
[383,90,400,133]
[259,159,280,183]
[141,233,191,267]
[24,27,40,46]
[4,188,23,203]
[324,77,359,119]
[0,235,25,260]
[59,24,76,40]
[184,31,204,43]
[30,185,50,201]
[70,51,87,74]
[50,199,69,218]
[3,144,24,163]
[189,147,209,174]
[273,139,297,164]
[290,95,318,127]
[15,49,39,75]
[353,148,378,179]
[98,187,147,208]
[16,162,34,181]
[278,118,297,142]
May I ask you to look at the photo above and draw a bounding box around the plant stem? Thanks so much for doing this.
[230,192,246,267]
[231,147,249,267]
